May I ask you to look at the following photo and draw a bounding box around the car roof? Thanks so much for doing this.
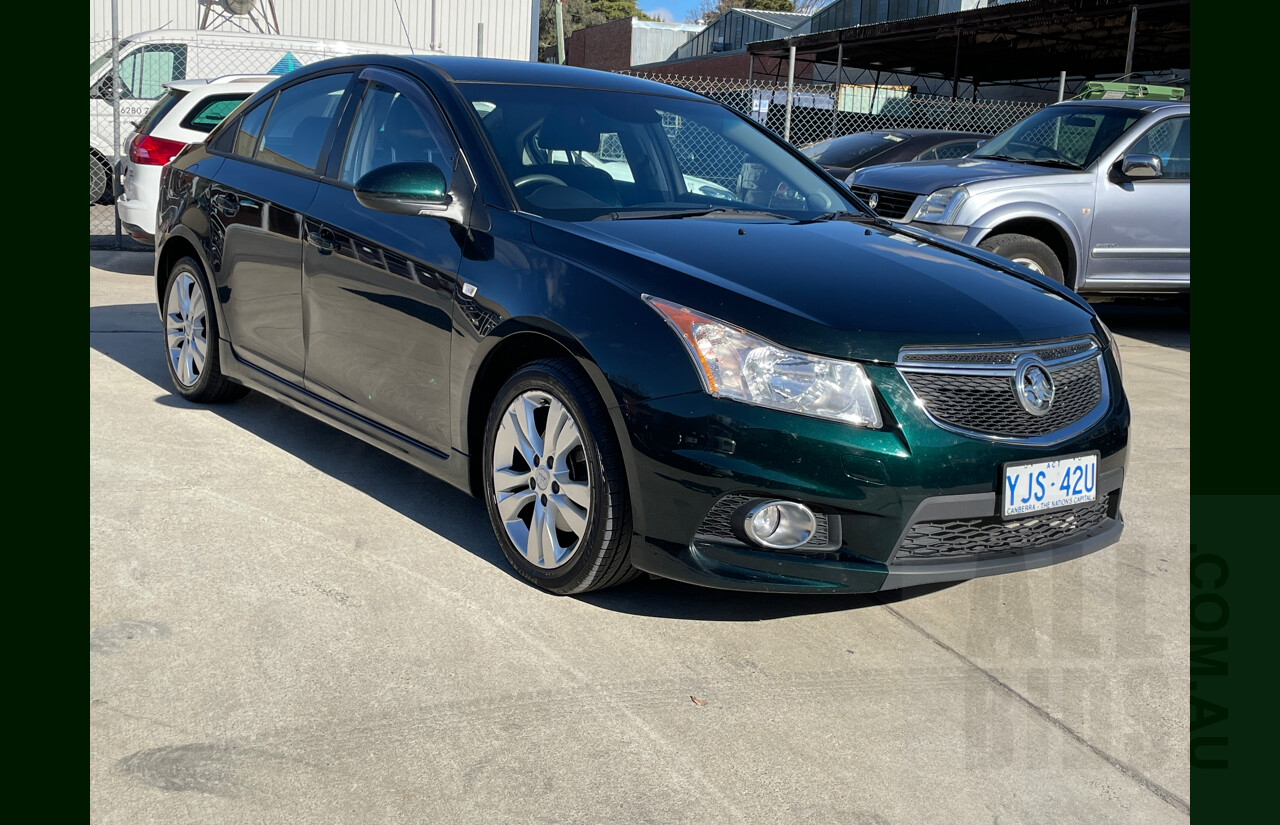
[1051,98,1188,113]
[403,56,707,99]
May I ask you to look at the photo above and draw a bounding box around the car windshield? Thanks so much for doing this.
[460,83,859,222]
[970,104,1144,169]
[802,133,905,168]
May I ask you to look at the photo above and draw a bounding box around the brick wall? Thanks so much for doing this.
[564,16,634,72]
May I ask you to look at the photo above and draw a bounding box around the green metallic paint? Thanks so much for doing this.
[354,162,449,212]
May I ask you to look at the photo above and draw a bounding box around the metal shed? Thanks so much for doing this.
[90,0,540,62]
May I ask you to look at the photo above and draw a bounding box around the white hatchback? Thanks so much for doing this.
[117,75,272,244]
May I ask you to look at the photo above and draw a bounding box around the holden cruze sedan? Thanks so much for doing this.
[153,56,1128,595]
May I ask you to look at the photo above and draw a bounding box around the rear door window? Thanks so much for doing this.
[257,73,352,173]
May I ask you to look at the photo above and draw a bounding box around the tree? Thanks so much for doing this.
[684,1,798,24]
[539,1,605,48]
[592,1,659,21]
[539,1,661,49]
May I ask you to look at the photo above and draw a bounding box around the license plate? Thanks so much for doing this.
[1002,452,1098,518]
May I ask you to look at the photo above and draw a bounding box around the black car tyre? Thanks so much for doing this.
[483,359,638,594]
[978,233,1065,284]
[91,150,114,205]
[163,256,247,403]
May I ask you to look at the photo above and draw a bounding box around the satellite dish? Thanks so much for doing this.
[223,0,257,15]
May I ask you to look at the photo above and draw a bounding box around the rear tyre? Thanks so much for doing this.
[91,150,114,205]
[978,233,1065,285]
[482,359,638,594]
[162,256,247,404]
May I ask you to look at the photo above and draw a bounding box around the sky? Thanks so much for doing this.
[642,2,698,23]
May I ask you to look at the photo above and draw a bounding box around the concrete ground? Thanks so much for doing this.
[90,250,1190,824]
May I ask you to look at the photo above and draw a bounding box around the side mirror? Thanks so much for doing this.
[94,74,115,101]
[1117,153,1163,180]
[354,162,453,216]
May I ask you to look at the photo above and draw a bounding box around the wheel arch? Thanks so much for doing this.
[154,229,227,335]
[460,323,635,505]
[971,207,1082,288]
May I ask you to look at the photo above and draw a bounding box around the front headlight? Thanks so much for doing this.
[645,296,882,428]
[1097,317,1123,379]
[913,186,968,224]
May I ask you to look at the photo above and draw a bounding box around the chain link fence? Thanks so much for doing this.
[90,38,1048,248]
[619,71,1046,150]
[90,33,332,248]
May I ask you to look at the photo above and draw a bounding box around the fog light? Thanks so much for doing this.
[739,500,816,549]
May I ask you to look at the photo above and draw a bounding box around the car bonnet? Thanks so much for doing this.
[531,217,1095,364]
[851,157,1073,194]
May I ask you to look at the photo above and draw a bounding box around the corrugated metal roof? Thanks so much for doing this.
[736,9,812,30]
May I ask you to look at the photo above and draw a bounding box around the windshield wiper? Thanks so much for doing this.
[974,154,1032,164]
[1022,158,1083,170]
[975,154,1083,170]
[595,206,797,221]
[797,210,882,224]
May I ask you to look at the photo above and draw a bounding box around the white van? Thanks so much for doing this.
[90,28,432,203]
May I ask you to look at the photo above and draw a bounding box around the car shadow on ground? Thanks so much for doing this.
[1092,299,1189,352]
[92,302,921,620]
[579,578,957,621]
[90,248,154,275]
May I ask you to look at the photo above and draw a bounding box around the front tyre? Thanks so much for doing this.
[163,256,247,403]
[482,359,637,594]
[978,233,1065,285]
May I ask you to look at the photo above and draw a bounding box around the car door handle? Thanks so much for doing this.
[306,229,340,253]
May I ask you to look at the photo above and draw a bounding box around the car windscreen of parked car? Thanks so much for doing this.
[801,132,906,169]
[969,104,1144,169]
[461,83,858,222]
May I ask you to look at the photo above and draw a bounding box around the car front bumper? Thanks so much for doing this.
[617,360,1129,594]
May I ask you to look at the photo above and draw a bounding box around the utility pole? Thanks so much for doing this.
[111,0,121,243]
[556,0,566,65]
[1123,6,1138,79]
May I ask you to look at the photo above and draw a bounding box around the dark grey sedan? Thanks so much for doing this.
[801,129,990,180]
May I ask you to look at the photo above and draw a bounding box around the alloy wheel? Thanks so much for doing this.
[165,271,208,387]
[490,390,592,569]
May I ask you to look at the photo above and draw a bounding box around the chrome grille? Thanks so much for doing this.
[899,340,1095,365]
[897,338,1108,443]
[895,495,1112,562]
[904,360,1102,438]
[847,185,917,219]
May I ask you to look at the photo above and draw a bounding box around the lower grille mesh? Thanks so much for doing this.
[895,495,1112,562]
